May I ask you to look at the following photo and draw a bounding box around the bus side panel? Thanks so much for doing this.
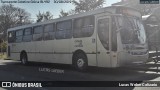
[10,53,19,60]
[87,54,97,66]
[10,43,22,60]
[71,37,97,66]
[22,42,36,62]
[40,40,55,63]
[53,39,72,64]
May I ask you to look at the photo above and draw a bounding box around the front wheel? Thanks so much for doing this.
[21,53,28,65]
[73,53,88,71]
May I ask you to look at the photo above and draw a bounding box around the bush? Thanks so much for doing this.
[0,41,7,52]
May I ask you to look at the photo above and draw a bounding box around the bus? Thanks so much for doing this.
[7,6,148,71]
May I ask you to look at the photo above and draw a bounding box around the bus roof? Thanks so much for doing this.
[8,5,140,32]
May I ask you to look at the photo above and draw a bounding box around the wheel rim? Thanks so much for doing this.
[77,58,85,68]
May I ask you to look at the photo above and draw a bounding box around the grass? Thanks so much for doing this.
[0,53,8,60]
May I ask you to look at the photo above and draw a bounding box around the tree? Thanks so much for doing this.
[59,9,69,18]
[68,9,77,15]
[72,0,105,13]
[0,40,7,54]
[113,0,160,15]
[36,11,44,22]
[58,0,105,17]
[36,11,53,22]
[43,11,53,21]
[133,4,160,15]
[0,4,32,40]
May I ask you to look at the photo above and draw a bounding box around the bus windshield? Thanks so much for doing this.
[117,16,146,44]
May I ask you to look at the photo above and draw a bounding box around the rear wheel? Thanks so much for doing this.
[73,53,88,71]
[21,53,28,65]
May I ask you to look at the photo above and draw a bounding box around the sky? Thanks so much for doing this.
[0,0,121,21]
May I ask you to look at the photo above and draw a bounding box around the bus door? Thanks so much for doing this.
[96,15,111,67]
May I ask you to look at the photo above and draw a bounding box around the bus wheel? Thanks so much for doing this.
[74,53,88,71]
[21,53,28,65]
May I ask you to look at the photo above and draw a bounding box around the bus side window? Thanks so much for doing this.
[73,15,94,38]
[56,20,72,39]
[111,17,117,51]
[15,29,23,43]
[8,31,15,43]
[23,28,32,42]
[73,18,83,38]
[44,23,55,40]
[82,16,94,37]
[33,26,43,41]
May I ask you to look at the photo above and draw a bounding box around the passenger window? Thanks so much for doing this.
[33,26,43,41]
[44,24,55,40]
[56,20,72,39]
[15,29,23,43]
[111,17,117,51]
[23,28,32,42]
[73,16,94,38]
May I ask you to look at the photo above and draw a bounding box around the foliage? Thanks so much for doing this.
[0,40,7,54]
[36,11,44,22]
[0,53,7,59]
[0,41,7,50]
[58,0,105,17]
[59,9,69,18]
[115,0,160,15]
[36,11,53,22]
[44,11,53,20]
[0,4,32,40]
[72,0,105,13]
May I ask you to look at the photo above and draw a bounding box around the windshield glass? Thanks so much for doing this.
[117,16,146,44]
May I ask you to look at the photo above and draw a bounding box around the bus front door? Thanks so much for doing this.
[96,15,111,67]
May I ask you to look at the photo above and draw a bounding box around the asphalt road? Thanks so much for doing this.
[0,59,159,90]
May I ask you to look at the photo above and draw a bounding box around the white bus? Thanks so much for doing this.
[7,6,148,71]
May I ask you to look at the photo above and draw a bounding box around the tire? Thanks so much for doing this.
[73,53,88,71]
[21,53,28,65]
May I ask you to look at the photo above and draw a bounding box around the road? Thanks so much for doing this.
[0,59,159,90]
